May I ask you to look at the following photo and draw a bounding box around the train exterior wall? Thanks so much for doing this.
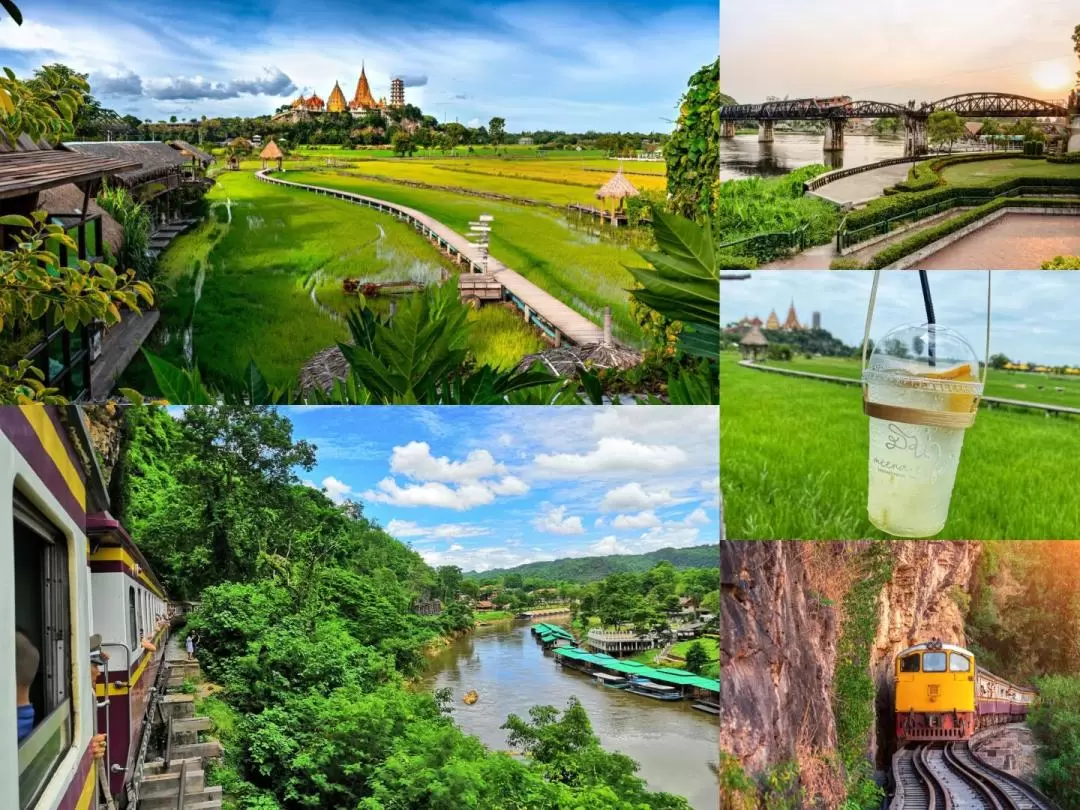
[0,408,98,810]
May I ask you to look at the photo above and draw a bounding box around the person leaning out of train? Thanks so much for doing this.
[15,629,39,742]
[89,635,108,759]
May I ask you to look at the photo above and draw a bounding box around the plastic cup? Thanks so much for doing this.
[863,324,983,537]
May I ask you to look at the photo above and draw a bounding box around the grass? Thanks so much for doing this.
[940,157,1080,186]
[315,160,665,206]
[467,305,547,371]
[720,353,1080,540]
[766,355,1080,409]
[475,610,516,623]
[283,169,649,343]
[293,144,610,160]
[121,166,457,391]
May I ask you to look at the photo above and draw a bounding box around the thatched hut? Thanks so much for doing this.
[260,139,284,171]
[595,169,638,214]
[514,307,641,377]
[168,140,214,179]
[739,324,768,362]
[298,345,351,394]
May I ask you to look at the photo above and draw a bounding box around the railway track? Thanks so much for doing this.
[891,741,1061,810]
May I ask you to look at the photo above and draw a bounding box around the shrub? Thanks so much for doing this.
[1043,255,1080,269]
[96,184,156,281]
[1048,152,1080,164]
[830,257,864,269]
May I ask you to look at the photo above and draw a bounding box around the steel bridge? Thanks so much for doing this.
[719,92,1071,154]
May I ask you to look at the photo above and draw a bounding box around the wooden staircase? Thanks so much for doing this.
[137,638,223,809]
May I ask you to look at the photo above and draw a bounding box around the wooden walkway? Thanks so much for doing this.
[255,169,607,347]
[738,361,1080,416]
[90,309,159,399]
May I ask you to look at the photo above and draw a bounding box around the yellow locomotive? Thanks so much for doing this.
[895,639,1034,741]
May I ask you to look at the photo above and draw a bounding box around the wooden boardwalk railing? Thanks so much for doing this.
[738,361,1080,416]
[255,169,607,347]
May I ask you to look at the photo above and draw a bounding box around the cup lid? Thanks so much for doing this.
[863,323,983,394]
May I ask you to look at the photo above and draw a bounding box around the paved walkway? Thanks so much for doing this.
[911,213,1080,269]
[255,170,606,346]
[811,163,912,206]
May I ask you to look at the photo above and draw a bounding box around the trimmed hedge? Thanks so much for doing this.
[1048,152,1080,165]
[847,175,1080,231]
[866,197,1080,269]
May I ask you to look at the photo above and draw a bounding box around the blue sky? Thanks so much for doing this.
[721,0,1077,105]
[1,0,717,131]
[721,271,1080,366]
[252,406,720,572]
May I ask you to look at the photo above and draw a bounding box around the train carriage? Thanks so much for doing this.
[895,640,1033,742]
[1,406,170,810]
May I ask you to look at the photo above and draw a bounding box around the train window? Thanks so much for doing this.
[900,655,920,673]
[127,587,137,650]
[136,588,144,643]
[949,653,971,672]
[13,492,72,810]
[923,652,947,672]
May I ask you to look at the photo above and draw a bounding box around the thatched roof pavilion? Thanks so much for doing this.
[739,324,768,361]
[168,140,214,165]
[595,169,639,208]
[1,133,140,201]
[62,141,187,192]
[260,139,284,170]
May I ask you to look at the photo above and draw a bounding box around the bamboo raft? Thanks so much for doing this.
[342,279,423,297]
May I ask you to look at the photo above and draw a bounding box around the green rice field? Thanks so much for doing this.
[293,144,611,160]
[720,354,1080,540]
[769,355,1080,409]
[283,168,649,342]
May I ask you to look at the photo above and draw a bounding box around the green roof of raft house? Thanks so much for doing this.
[554,646,719,693]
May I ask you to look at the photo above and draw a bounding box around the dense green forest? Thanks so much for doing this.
[109,405,695,809]
[964,541,1080,805]
[467,544,719,584]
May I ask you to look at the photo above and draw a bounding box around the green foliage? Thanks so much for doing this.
[467,545,719,583]
[1029,675,1080,808]
[1048,152,1080,164]
[665,59,719,223]
[714,165,840,258]
[720,754,803,810]
[629,206,719,359]
[927,110,966,151]
[1043,255,1080,269]
[96,183,156,281]
[832,544,891,809]
[682,641,709,675]
[0,63,86,143]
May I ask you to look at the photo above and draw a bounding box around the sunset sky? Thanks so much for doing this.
[721,0,1078,105]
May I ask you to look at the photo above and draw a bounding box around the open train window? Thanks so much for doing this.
[949,653,971,672]
[13,492,72,810]
[923,652,947,672]
[899,654,920,673]
[127,586,137,650]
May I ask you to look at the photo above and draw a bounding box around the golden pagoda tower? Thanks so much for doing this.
[350,63,378,110]
[782,300,802,331]
[327,81,348,113]
[765,309,780,330]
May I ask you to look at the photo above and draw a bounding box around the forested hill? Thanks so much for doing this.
[466,544,719,583]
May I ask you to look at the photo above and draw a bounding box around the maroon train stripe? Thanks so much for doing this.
[0,408,85,526]
[56,742,93,810]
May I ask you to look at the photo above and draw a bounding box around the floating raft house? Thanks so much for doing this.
[531,623,576,645]
[553,647,719,695]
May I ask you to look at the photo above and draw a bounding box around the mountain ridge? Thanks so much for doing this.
[465,544,719,582]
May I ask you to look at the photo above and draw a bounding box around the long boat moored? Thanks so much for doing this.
[594,672,629,689]
[625,677,683,701]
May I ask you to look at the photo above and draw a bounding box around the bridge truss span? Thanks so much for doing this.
[924,92,1068,118]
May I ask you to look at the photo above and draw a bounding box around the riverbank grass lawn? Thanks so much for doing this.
[474,610,517,624]
[939,157,1080,186]
[758,355,1080,409]
[720,353,1080,540]
[284,169,650,343]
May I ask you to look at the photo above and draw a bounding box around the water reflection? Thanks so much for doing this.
[420,621,719,810]
[563,209,655,249]
[721,133,905,180]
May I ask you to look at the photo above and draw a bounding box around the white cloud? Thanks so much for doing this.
[600,482,686,512]
[612,510,662,529]
[311,476,355,505]
[636,524,702,552]
[588,535,631,555]
[386,519,489,541]
[364,478,496,511]
[533,505,585,535]
[489,476,529,496]
[684,507,709,526]
[594,517,606,528]
[390,441,506,483]
[419,544,555,572]
[591,407,718,444]
[534,437,687,476]
[448,543,464,552]
[497,433,514,447]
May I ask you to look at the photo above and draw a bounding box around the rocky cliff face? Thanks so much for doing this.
[720,540,845,805]
[722,540,980,802]
[869,541,979,767]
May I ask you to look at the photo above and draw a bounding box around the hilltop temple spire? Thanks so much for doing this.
[783,299,801,331]
[327,80,347,112]
[351,62,377,109]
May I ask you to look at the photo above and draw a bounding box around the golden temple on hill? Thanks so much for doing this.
[736,302,820,332]
[274,65,405,122]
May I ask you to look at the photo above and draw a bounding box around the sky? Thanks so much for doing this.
[0,0,717,132]
[248,406,720,573]
[721,0,1078,105]
[721,271,1080,366]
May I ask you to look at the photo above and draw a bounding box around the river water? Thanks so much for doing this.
[720,132,905,180]
[420,620,719,809]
